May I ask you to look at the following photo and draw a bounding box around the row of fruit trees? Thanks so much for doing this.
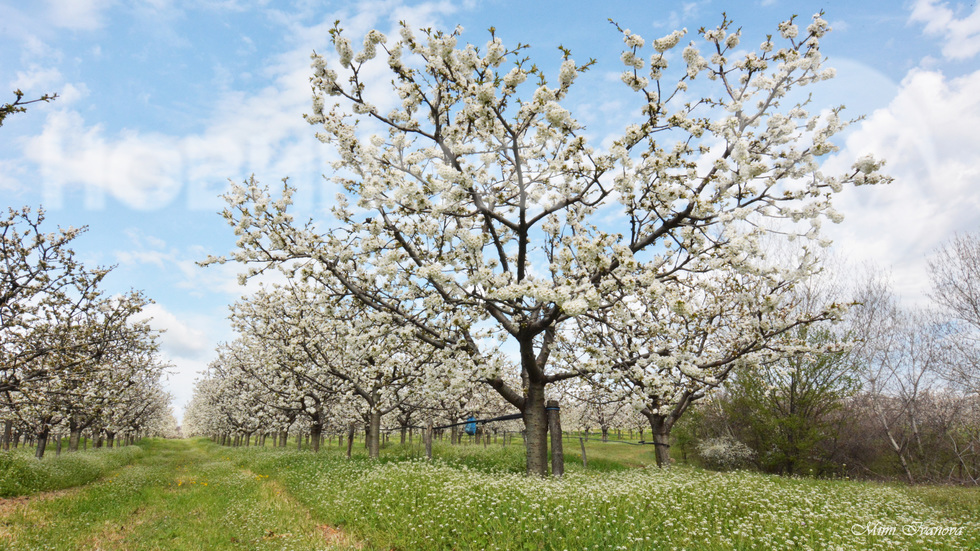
[185,13,894,476]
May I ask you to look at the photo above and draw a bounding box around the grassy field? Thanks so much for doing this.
[0,439,351,550]
[0,437,978,550]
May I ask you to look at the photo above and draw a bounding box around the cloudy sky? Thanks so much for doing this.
[2,0,978,419]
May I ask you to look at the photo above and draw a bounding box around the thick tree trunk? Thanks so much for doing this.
[278,430,287,448]
[647,415,674,468]
[400,426,407,445]
[310,423,322,453]
[523,380,549,477]
[2,420,11,451]
[69,428,83,452]
[367,410,381,459]
[35,427,50,459]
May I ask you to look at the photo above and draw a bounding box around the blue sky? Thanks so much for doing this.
[2,0,979,418]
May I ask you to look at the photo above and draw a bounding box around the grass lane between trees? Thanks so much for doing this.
[0,439,357,550]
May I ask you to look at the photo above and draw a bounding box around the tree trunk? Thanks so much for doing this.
[311,423,322,453]
[647,414,674,469]
[35,427,50,459]
[2,420,11,451]
[69,427,82,452]
[400,426,407,445]
[367,410,381,459]
[523,380,549,477]
[873,403,915,484]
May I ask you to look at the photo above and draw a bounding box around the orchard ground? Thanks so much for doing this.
[0,438,978,550]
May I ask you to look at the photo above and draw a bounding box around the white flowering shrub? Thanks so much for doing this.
[697,436,755,471]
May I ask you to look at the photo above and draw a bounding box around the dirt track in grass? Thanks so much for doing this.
[0,439,359,550]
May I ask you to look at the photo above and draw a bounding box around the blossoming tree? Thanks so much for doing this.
[208,13,886,475]
[230,282,437,457]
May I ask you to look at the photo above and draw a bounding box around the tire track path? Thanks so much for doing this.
[0,439,355,550]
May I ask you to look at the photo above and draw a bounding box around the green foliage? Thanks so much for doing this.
[0,444,142,497]
[670,403,707,464]
[724,326,860,475]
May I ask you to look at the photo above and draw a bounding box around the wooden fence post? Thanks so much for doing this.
[346,423,355,459]
[547,400,564,477]
[425,421,433,460]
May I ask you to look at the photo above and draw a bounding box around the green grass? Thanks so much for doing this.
[218,438,980,550]
[0,445,143,497]
[2,437,979,550]
[0,439,355,550]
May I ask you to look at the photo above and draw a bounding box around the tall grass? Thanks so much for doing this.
[0,445,143,497]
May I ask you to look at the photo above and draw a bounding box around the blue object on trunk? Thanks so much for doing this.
[464,416,477,435]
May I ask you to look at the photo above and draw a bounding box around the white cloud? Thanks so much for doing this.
[132,302,233,419]
[137,303,210,359]
[822,67,980,303]
[910,0,980,60]
[26,111,184,210]
[12,0,470,214]
[165,357,210,421]
[10,66,63,93]
[45,0,114,31]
